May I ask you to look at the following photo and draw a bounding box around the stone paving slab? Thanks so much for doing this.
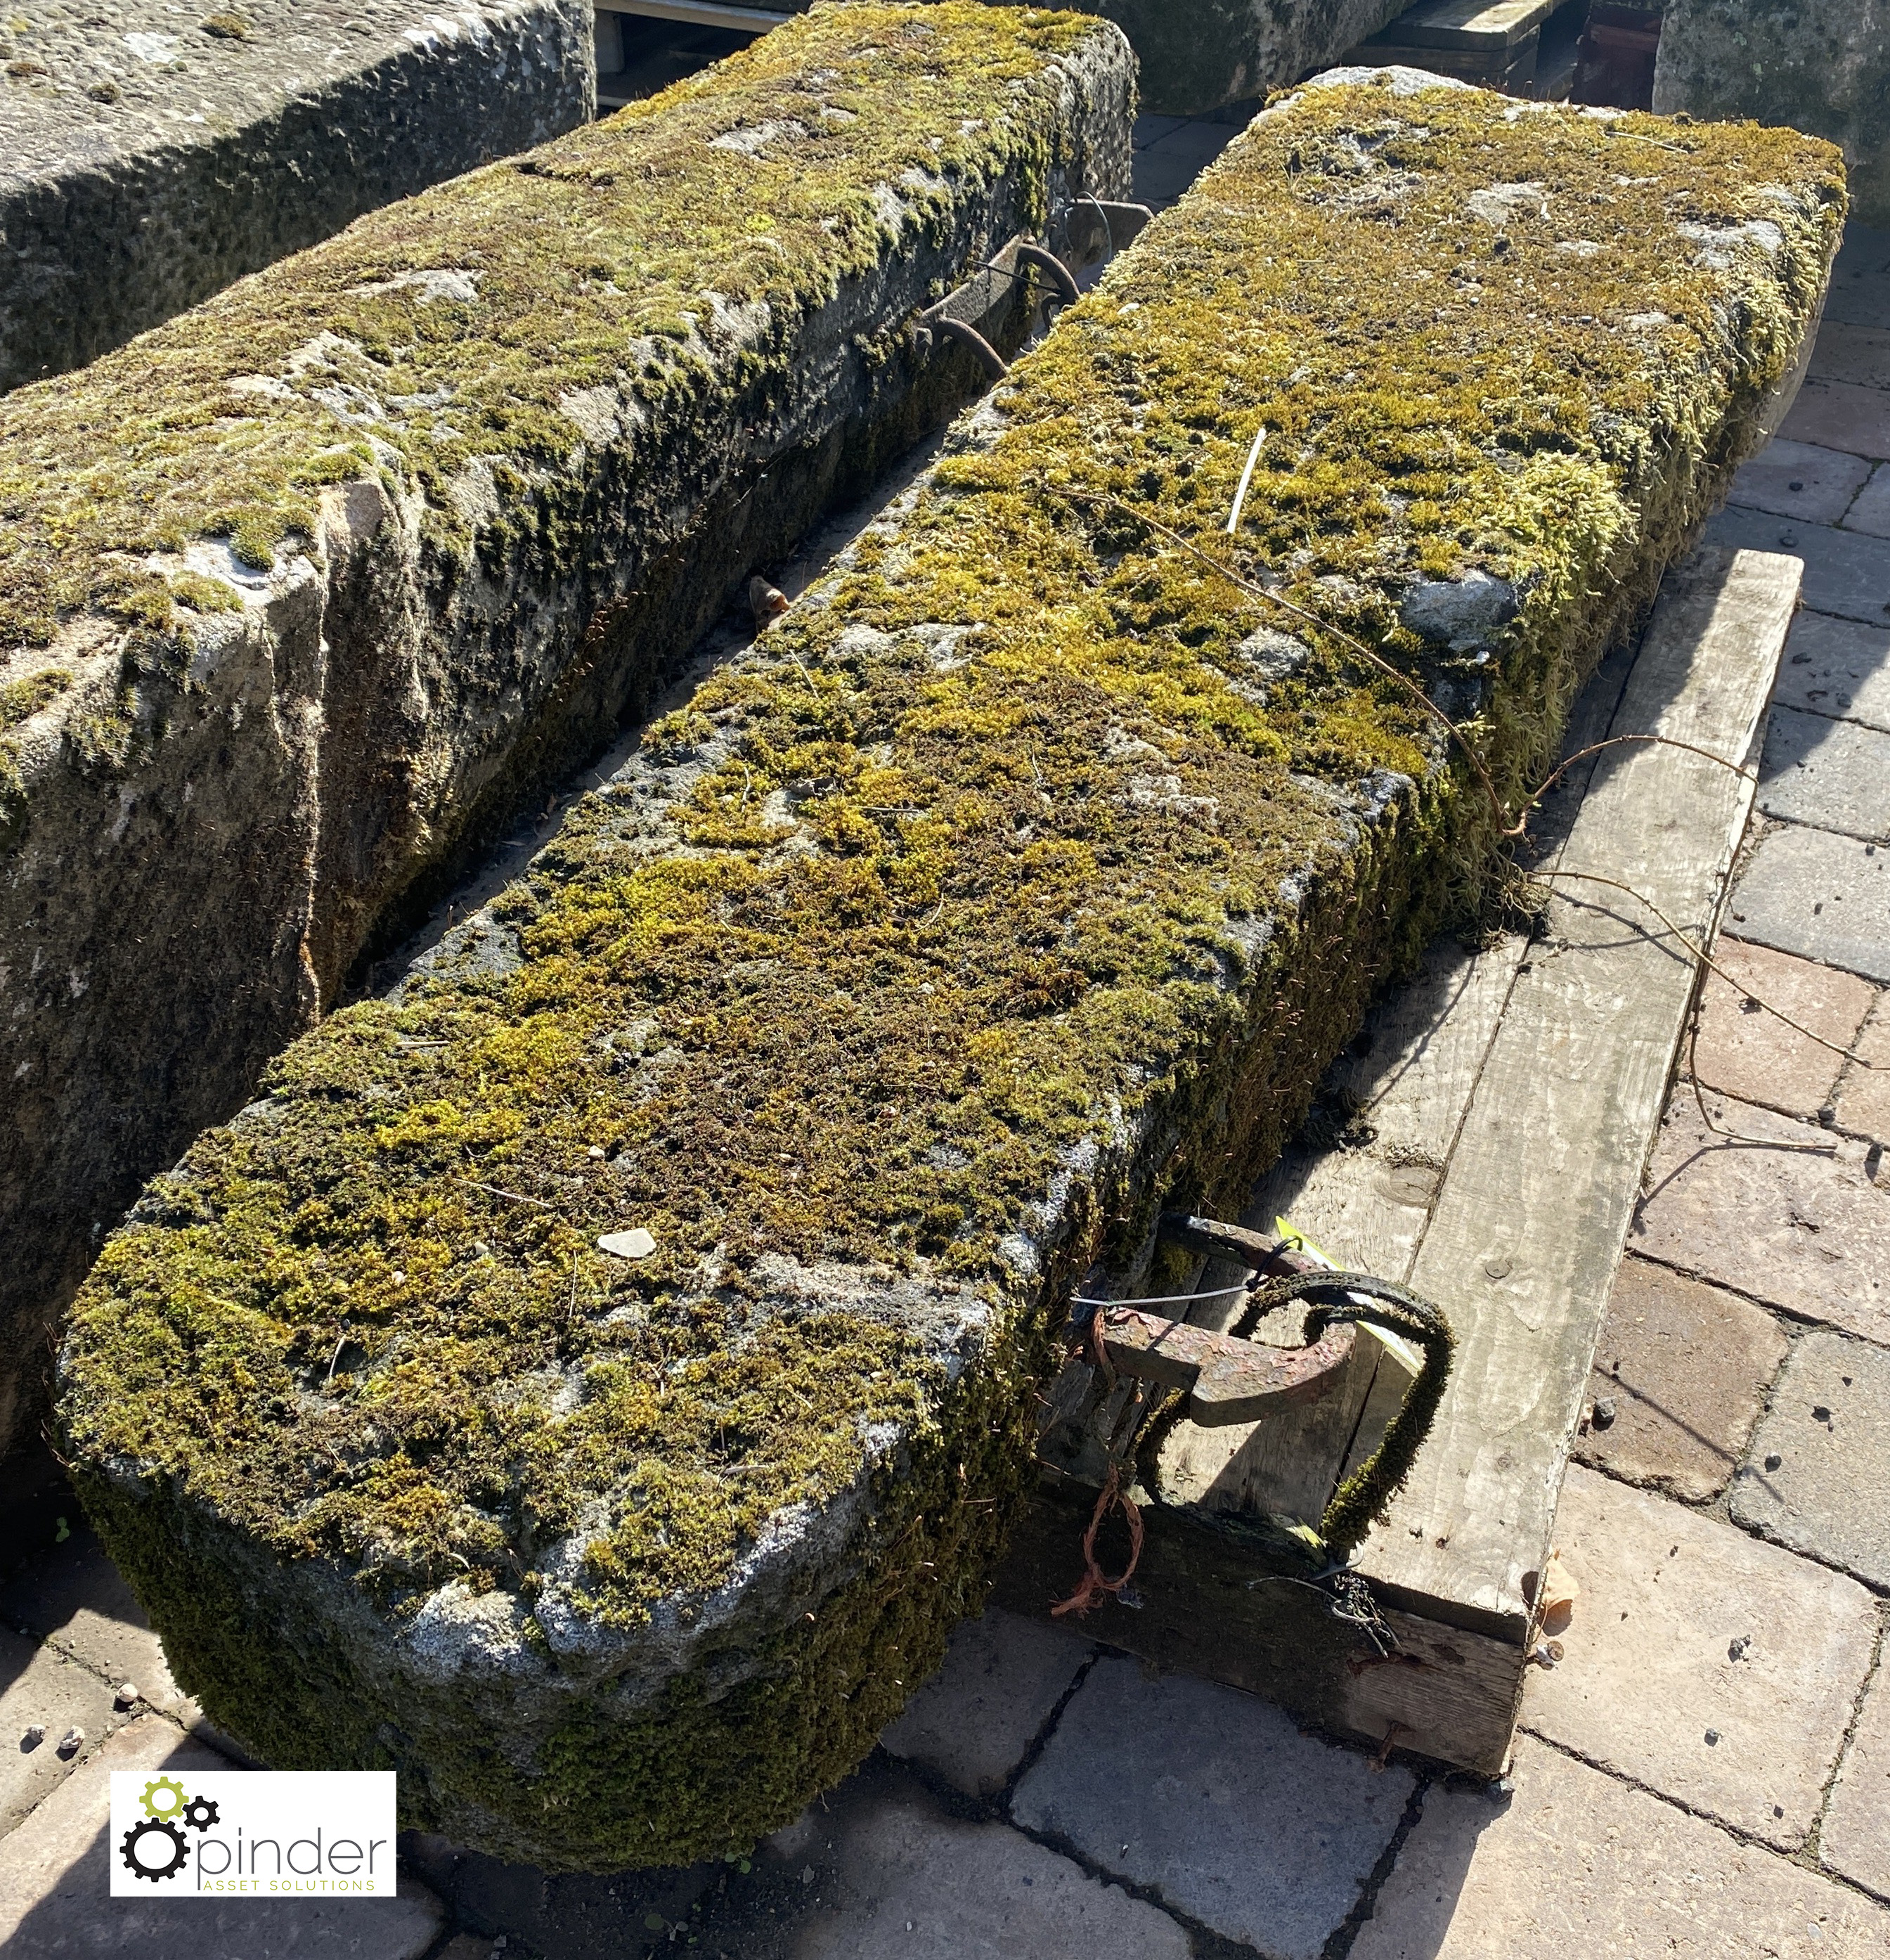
[1690,935,1872,1120]
[1760,704,1890,838]
[1729,1328,1890,1589]
[1707,506,1890,624]
[0,1629,120,1837]
[1813,322,1890,393]
[1349,1734,1890,1959]
[1729,439,1872,524]
[1823,1658,1890,1901]
[1010,1657,1411,1959]
[1779,378,1890,463]
[1522,1466,1875,1850]
[1573,1255,1787,1502]
[1728,823,1890,982]
[401,1827,713,1960]
[1823,225,1890,331]
[0,1523,184,1719]
[1130,117,1236,207]
[1834,995,1890,1142]
[0,1717,444,1956]
[1633,1090,1890,1341]
[1846,465,1890,541]
[878,1608,1091,1799]
[769,1768,1190,1960]
[1773,611,1890,730]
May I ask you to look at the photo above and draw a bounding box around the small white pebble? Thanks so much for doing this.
[597,1228,656,1259]
[57,1727,83,1755]
[115,1682,138,1706]
[22,1723,44,1748]
[587,1146,605,1159]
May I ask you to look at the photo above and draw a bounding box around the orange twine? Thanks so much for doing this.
[1051,1460,1144,1618]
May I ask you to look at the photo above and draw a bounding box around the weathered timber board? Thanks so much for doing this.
[999,543,1801,1765]
[1364,545,1799,1638]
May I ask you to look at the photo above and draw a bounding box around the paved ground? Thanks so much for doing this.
[3,137,1888,1960]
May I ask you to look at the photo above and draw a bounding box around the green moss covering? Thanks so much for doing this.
[59,76,1840,1869]
[0,1,1102,661]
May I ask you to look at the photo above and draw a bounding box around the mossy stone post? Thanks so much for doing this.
[0,1,1136,1462]
[58,70,1839,1869]
[1655,1,1889,228]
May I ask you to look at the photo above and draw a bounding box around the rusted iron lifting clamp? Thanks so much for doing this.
[910,205,1153,380]
[1054,1212,1454,1616]
[1077,1212,1361,1424]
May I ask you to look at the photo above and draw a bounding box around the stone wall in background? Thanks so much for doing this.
[0,0,595,392]
[1655,0,1889,228]
[1082,0,1407,113]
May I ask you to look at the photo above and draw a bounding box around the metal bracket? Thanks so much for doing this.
[1099,1306,1359,1426]
[910,232,1087,378]
[1060,198,1156,269]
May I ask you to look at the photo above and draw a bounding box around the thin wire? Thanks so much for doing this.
[1532,866,1890,1071]
[1070,1284,1253,1310]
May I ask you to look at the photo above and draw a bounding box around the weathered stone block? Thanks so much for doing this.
[56,72,1839,1869]
[0,1,1137,1459]
[1655,1,1890,229]
[0,0,595,392]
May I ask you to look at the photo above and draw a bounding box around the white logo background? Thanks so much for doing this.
[109,1770,398,1899]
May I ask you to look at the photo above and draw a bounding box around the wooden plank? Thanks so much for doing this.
[1006,547,1801,1762]
[992,1469,1525,1774]
[1229,641,1638,1317]
[1368,0,1558,46]
[1359,546,1800,1639]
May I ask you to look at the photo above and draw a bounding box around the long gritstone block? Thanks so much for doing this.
[58,71,1839,1869]
[0,2,1134,1461]
[0,0,595,392]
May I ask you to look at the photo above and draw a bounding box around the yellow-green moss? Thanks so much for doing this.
[59,77,1841,1869]
[0,2,1100,659]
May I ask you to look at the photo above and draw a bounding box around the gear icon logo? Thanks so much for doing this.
[181,1793,220,1831]
[121,1816,189,1882]
[140,1775,187,1822]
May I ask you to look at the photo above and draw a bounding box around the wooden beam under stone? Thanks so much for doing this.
[1359,544,1800,1640]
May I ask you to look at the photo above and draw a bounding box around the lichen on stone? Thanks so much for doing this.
[58,74,1840,1869]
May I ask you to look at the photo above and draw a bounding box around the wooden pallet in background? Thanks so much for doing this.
[1346,0,1562,94]
[995,543,1803,1774]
